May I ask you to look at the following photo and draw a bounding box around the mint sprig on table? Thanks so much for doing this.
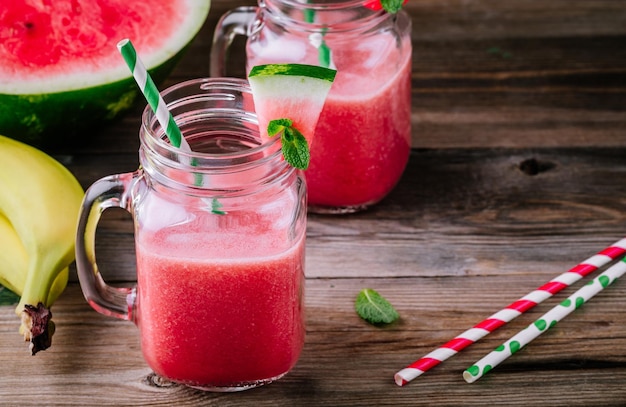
[268,119,311,170]
[355,288,400,325]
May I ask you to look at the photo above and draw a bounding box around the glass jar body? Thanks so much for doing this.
[246,0,412,213]
[135,79,307,391]
[76,78,307,392]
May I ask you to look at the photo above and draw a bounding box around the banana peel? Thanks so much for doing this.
[0,212,27,295]
[0,135,84,354]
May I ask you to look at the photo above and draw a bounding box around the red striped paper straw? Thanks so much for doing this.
[394,237,626,386]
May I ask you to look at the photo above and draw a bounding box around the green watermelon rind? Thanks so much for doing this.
[0,1,209,147]
[249,63,337,82]
[0,56,180,146]
[248,65,336,103]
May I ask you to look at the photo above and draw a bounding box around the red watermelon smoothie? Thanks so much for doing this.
[248,31,412,212]
[134,206,305,390]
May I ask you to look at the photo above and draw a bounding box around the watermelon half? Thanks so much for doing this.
[0,0,210,146]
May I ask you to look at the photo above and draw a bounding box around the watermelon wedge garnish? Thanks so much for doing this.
[248,63,336,170]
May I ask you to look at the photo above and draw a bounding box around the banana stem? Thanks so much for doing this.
[17,259,63,355]
[20,302,54,355]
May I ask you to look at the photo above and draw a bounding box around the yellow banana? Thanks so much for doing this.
[0,135,84,354]
[0,211,69,304]
[0,211,28,294]
[47,266,69,306]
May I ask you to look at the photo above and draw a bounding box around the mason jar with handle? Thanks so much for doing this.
[75,78,307,392]
[211,0,412,214]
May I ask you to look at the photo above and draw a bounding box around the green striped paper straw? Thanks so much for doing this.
[117,38,190,151]
[463,256,626,383]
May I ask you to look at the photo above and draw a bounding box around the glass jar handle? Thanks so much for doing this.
[210,6,259,77]
[75,171,141,321]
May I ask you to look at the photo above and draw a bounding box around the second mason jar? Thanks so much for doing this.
[212,0,412,214]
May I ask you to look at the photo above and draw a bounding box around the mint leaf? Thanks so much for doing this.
[267,119,310,170]
[355,288,399,325]
[282,127,310,170]
[380,0,405,13]
[268,118,293,137]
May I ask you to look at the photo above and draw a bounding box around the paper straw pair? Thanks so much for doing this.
[395,237,626,386]
[463,256,626,382]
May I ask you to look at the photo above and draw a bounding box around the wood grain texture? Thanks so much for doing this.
[2,1,626,405]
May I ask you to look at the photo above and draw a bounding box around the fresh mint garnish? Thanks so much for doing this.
[381,0,405,13]
[355,288,399,325]
[268,118,292,136]
[268,118,310,170]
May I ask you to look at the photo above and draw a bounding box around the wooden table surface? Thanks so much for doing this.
[2,1,626,405]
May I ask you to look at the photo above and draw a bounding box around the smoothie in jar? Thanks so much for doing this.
[76,78,308,392]
[135,212,305,388]
[246,2,412,212]
[306,41,412,209]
